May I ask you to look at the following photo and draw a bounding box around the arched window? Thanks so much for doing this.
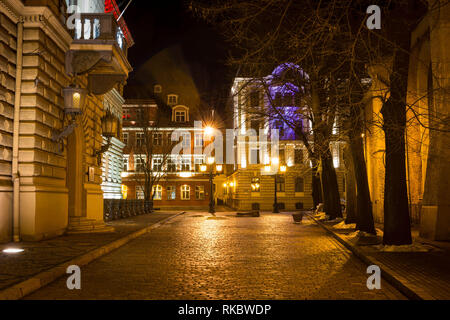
[152,185,162,200]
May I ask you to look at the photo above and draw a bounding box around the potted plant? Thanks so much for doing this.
[292,211,304,223]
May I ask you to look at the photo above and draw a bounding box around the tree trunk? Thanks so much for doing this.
[311,165,323,209]
[321,148,342,220]
[380,25,412,245]
[349,132,376,234]
[343,147,357,224]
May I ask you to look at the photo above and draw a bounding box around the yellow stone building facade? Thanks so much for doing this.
[0,0,132,242]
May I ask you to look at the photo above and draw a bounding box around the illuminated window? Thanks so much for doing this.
[195,185,205,200]
[251,177,260,192]
[152,185,162,200]
[194,133,203,147]
[181,185,190,200]
[123,156,128,171]
[194,156,205,172]
[136,186,144,200]
[181,157,191,171]
[181,132,190,147]
[122,132,128,145]
[167,186,176,200]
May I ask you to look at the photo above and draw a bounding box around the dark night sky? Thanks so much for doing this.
[117,0,234,111]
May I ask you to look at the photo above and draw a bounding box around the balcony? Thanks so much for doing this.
[65,13,134,95]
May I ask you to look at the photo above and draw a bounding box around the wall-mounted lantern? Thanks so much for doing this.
[62,85,87,115]
[93,111,119,165]
[52,84,88,153]
[101,111,118,137]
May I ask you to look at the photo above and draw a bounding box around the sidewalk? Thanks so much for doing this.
[307,213,450,300]
[0,211,183,299]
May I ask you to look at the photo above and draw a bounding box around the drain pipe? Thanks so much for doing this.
[12,19,24,242]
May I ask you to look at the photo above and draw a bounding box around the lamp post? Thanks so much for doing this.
[265,159,286,213]
[200,156,223,214]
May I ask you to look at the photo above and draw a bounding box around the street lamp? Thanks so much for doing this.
[265,158,286,213]
[200,156,223,214]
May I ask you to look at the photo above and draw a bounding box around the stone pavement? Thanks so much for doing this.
[310,214,450,300]
[0,211,181,293]
[25,212,405,299]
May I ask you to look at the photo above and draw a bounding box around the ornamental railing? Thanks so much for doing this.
[103,199,153,221]
[71,13,131,52]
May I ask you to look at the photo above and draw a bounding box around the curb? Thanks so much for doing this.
[0,211,185,300]
[306,212,435,300]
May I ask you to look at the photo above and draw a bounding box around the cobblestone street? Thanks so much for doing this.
[25,212,406,300]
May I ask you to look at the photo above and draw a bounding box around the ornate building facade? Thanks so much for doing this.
[0,0,132,242]
[221,66,346,212]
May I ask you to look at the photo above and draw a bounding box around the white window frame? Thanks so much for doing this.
[152,185,162,200]
[181,185,190,200]
[153,132,162,146]
[136,132,145,147]
[135,155,146,172]
[167,185,176,200]
[181,132,191,148]
[180,156,191,171]
[123,155,129,171]
[136,186,145,200]
[122,132,129,145]
[152,156,163,172]
[194,133,203,147]
[195,185,205,200]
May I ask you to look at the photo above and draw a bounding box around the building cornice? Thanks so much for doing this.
[0,0,72,52]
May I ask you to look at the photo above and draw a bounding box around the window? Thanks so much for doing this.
[168,94,178,105]
[195,185,205,200]
[276,176,285,192]
[175,110,186,122]
[153,132,162,146]
[167,157,177,172]
[152,157,162,171]
[194,133,203,147]
[250,119,260,132]
[123,156,128,171]
[152,185,162,200]
[122,109,130,119]
[135,156,146,171]
[295,148,303,164]
[181,132,191,148]
[181,157,191,171]
[295,177,304,192]
[154,84,162,93]
[194,156,205,172]
[136,186,144,200]
[279,148,285,164]
[167,186,176,200]
[250,90,259,107]
[251,177,260,192]
[282,93,293,106]
[181,185,190,200]
[136,132,145,147]
[122,132,128,145]
[135,108,145,120]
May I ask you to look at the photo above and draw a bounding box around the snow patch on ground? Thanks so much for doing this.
[372,243,433,252]
[332,221,356,229]
[313,212,329,220]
